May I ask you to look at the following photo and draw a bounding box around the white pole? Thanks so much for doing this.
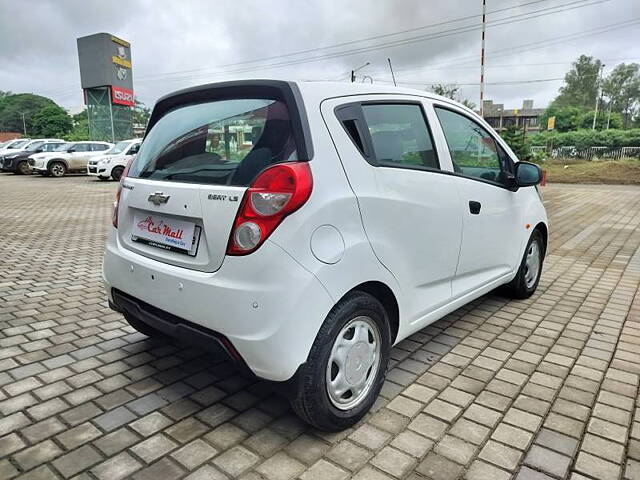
[592,64,605,130]
[479,0,487,116]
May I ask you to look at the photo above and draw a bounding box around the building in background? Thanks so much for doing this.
[77,33,134,142]
[482,99,546,134]
[0,132,22,142]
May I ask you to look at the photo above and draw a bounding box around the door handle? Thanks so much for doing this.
[469,201,481,215]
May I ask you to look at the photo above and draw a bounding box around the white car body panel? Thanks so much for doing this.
[103,81,547,381]
[31,142,113,173]
[88,139,142,178]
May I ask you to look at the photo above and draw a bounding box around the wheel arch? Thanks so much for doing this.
[47,158,69,169]
[344,281,399,344]
[533,221,548,253]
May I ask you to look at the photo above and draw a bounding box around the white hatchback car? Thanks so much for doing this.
[103,80,547,430]
[88,139,142,181]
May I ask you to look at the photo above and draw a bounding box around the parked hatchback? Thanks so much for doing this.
[103,80,547,430]
[88,139,141,181]
[30,141,113,177]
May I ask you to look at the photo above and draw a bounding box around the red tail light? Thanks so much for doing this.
[112,159,134,229]
[227,162,313,255]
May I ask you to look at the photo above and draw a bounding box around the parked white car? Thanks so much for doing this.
[103,80,547,430]
[0,138,31,155]
[30,141,113,177]
[88,139,142,181]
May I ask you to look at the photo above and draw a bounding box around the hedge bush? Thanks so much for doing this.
[528,129,640,149]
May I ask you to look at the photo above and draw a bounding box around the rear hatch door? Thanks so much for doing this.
[117,81,311,273]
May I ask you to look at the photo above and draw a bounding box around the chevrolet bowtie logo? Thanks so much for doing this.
[148,192,170,206]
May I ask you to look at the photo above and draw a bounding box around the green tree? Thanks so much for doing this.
[577,110,623,130]
[539,104,585,132]
[0,90,12,100]
[500,124,531,160]
[31,105,72,137]
[133,98,151,126]
[65,109,90,141]
[554,55,602,108]
[602,63,640,128]
[430,83,476,110]
[0,93,58,134]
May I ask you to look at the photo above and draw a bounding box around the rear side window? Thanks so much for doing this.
[361,104,438,170]
[92,144,109,151]
[129,98,298,186]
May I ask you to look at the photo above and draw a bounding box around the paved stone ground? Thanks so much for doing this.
[1,174,639,480]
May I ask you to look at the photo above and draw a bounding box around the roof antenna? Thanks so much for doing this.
[387,58,397,86]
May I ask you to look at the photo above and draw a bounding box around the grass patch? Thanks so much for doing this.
[542,158,640,185]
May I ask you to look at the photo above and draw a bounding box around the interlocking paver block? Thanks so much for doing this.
[416,452,463,480]
[574,451,621,480]
[327,440,373,471]
[52,444,103,478]
[524,445,571,478]
[171,439,218,470]
[93,406,137,432]
[130,433,178,464]
[300,459,349,480]
[213,445,260,477]
[91,453,143,480]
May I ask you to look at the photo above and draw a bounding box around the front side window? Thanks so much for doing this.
[109,141,130,154]
[73,144,91,152]
[53,143,70,152]
[41,143,61,152]
[25,141,44,152]
[8,140,28,149]
[361,104,438,170]
[435,107,511,185]
[129,98,297,186]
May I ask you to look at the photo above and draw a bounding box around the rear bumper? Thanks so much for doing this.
[110,289,247,365]
[102,228,334,381]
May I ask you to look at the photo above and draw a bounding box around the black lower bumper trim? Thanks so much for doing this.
[110,289,248,368]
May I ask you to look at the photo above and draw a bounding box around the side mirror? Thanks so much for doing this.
[67,148,76,153]
[515,161,542,187]
[35,148,43,153]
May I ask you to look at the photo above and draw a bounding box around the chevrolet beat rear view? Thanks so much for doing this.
[103,80,547,431]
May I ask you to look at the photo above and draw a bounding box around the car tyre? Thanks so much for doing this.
[111,166,124,182]
[501,229,545,299]
[15,161,30,175]
[123,312,164,338]
[290,291,391,431]
[48,161,67,178]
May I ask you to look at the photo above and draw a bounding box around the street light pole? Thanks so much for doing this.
[21,113,26,135]
[479,0,487,116]
[351,62,370,83]
[592,63,605,130]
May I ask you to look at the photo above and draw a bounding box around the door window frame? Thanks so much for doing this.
[334,99,441,173]
[429,101,516,190]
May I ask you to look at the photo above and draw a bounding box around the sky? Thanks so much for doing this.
[1,0,639,113]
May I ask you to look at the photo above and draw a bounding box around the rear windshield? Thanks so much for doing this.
[129,98,298,186]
